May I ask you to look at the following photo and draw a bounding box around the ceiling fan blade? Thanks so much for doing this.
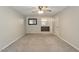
[38,6,43,10]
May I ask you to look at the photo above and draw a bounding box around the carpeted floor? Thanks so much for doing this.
[1,34,78,52]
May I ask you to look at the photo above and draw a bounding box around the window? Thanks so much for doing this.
[28,18,37,25]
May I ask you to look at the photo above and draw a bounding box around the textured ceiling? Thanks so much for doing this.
[10,6,67,16]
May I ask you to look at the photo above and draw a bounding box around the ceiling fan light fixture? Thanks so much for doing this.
[38,10,44,14]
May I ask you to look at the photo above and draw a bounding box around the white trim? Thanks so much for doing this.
[0,33,26,51]
[55,33,79,51]
[26,32,54,35]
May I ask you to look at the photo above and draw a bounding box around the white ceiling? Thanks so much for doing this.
[10,6,67,16]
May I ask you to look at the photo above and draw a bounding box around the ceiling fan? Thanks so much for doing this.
[32,6,52,14]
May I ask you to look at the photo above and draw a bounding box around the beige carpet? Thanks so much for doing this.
[1,34,78,52]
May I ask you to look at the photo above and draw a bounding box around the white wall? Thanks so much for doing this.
[26,16,54,34]
[53,7,79,50]
[0,7,25,51]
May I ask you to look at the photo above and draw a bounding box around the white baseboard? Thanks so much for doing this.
[55,33,79,51]
[26,32,54,34]
[0,33,26,51]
